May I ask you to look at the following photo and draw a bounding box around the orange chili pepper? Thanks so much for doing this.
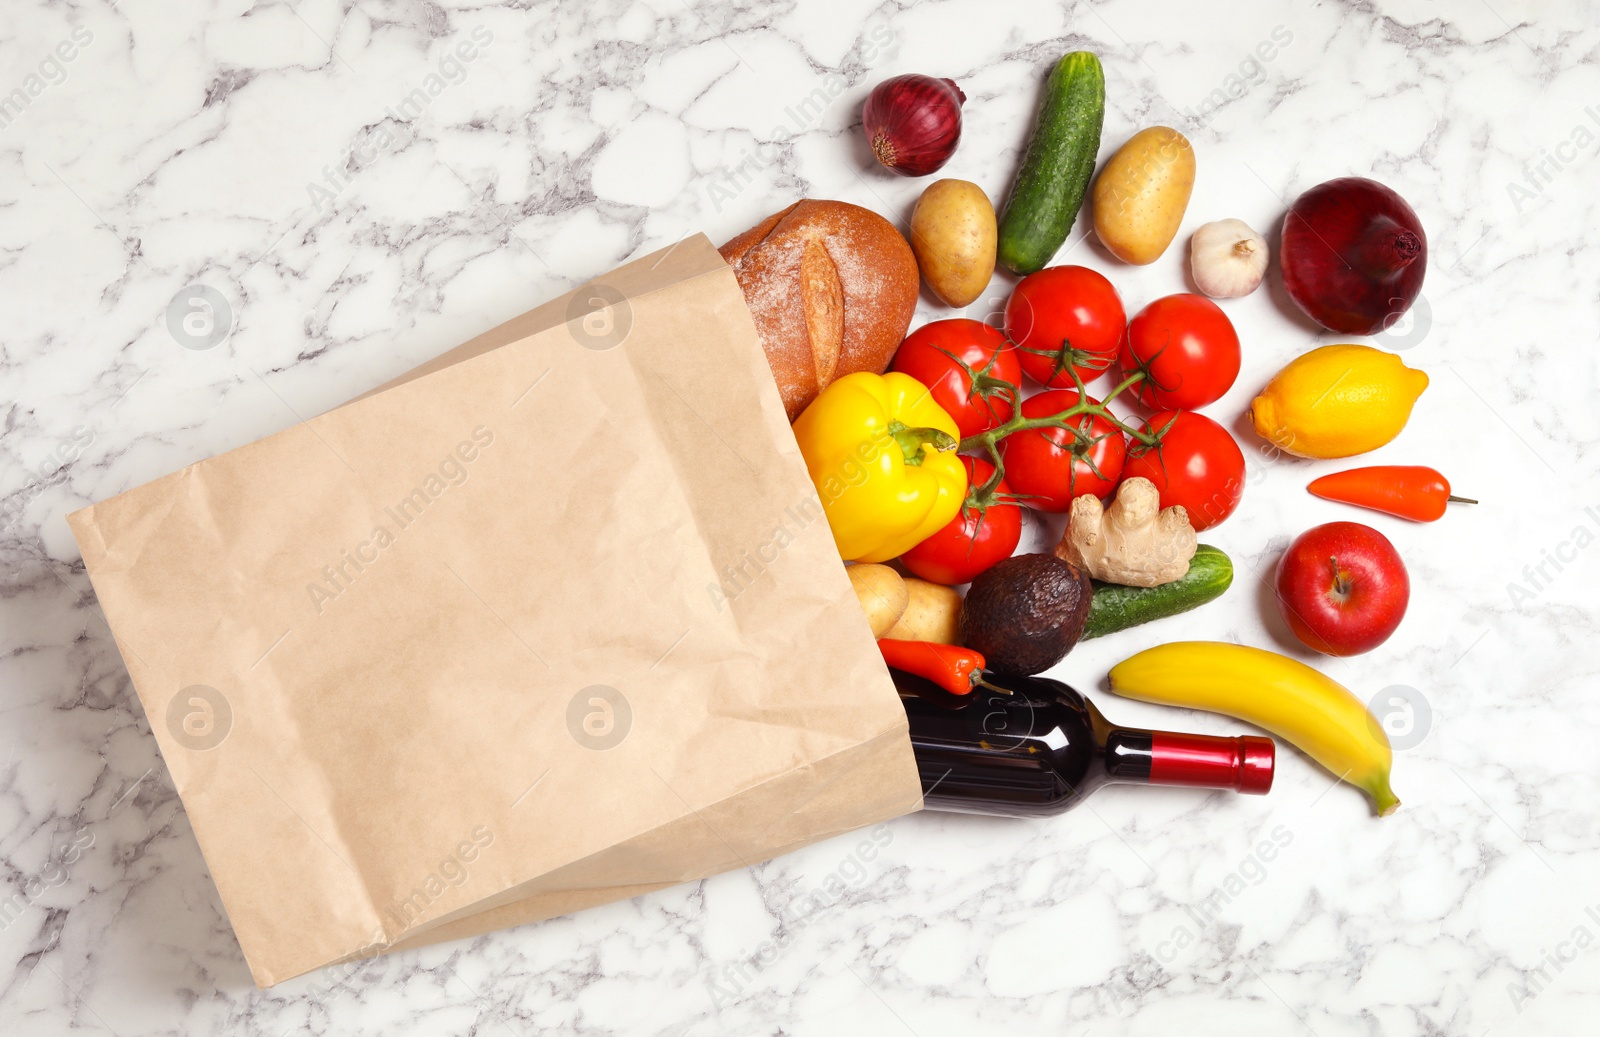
[877,639,986,696]
[1307,465,1476,522]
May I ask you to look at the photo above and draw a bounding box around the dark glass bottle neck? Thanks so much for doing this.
[1102,728,1156,781]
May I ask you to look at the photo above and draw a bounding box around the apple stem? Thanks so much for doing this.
[1329,556,1352,597]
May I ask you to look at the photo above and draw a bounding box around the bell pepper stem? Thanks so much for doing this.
[887,420,957,467]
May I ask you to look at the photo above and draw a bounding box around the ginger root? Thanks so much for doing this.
[1054,477,1196,587]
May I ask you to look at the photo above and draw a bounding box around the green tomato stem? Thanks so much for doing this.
[953,366,1161,504]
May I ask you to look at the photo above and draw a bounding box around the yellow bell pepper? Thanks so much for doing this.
[792,371,967,563]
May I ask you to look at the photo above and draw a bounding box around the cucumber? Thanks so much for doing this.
[997,51,1106,276]
[1081,545,1233,641]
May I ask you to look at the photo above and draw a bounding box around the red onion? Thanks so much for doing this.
[862,74,965,177]
[1281,177,1427,336]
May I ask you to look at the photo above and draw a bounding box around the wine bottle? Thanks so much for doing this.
[894,667,1274,817]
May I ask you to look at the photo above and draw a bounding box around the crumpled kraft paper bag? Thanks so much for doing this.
[67,234,923,987]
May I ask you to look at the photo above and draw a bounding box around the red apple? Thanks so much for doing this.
[1275,521,1409,656]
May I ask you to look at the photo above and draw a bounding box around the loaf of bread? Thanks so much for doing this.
[720,200,919,419]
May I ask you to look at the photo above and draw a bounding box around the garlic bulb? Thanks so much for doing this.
[1190,219,1268,299]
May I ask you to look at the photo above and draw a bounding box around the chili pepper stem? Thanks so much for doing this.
[1447,495,1477,505]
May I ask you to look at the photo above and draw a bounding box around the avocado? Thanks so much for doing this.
[960,553,1093,676]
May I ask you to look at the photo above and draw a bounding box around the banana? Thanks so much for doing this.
[1107,641,1398,816]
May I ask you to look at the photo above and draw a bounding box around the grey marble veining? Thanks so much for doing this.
[3,0,1600,1034]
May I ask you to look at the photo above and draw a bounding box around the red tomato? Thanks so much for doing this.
[901,457,1022,585]
[1120,294,1241,410]
[1004,266,1126,389]
[1122,411,1245,531]
[995,389,1125,512]
[891,319,1020,438]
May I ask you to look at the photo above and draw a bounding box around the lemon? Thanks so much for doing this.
[1249,344,1428,458]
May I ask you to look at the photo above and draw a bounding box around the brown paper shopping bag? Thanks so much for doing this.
[68,234,922,986]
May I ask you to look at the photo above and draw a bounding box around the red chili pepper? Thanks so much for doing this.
[877,639,986,695]
[1307,465,1476,522]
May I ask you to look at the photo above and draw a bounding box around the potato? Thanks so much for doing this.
[884,578,963,644]
[909,179,996,307]
[1092,127,1195,265]
[848,563,908,637]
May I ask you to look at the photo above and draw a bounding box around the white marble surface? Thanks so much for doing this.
[4,0,1599,1033]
